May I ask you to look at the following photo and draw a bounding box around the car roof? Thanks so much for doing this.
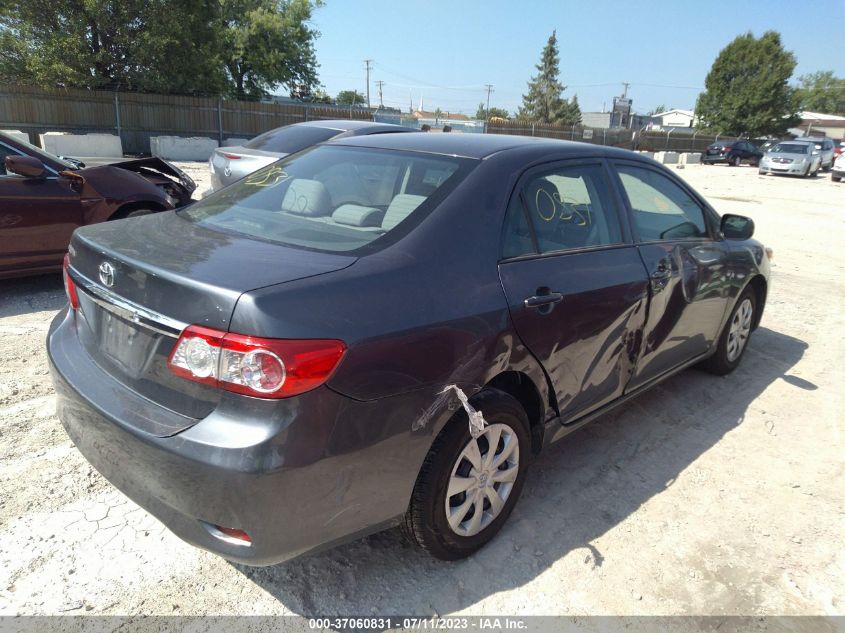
[329,132,637,160]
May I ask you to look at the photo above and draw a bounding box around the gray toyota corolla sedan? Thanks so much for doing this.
[207,120,415,193]
[49,134,770,564]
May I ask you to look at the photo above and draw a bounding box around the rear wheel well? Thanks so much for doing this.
[110,201,165,220]
[747,275,767,329]
[485,371,545,454]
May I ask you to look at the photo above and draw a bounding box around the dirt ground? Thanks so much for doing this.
[0,161,843,619]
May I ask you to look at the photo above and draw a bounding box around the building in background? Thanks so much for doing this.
[649,109,696,130]
[791,111,845,140]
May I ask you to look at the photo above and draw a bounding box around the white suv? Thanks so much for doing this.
[801,137,836,170]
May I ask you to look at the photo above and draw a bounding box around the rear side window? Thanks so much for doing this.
[502,163,622,257]
[181,146,472,253]
[245,125,341,154]
[616,165,708,241]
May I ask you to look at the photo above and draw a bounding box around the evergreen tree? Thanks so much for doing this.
[518,31,579,125]
[696,31,800,137]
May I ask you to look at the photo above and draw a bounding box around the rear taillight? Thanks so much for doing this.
[62,254,80,311]
[167,325,346,398]
[723,145,733,151]
[221,153,242,160]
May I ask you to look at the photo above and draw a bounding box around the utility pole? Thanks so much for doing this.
[484,84,494,133]
[376,80,385,108]
[364,59,373,108]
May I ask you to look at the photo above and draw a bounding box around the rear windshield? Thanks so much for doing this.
[180,146,474,253]
[771,143,809,154]
[244,125,342,153]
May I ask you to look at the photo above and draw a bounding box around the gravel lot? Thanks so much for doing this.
[0,161,843,618]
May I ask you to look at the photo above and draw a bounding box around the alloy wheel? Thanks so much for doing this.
[445,423,520,537]
[726,298,753,362]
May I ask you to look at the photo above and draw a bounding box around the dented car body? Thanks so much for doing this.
[48,134,770,564]
[0,132,195,278]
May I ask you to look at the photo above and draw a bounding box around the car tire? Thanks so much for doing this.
[403,389,531,561]
[833,174,842,182]
[802,165,811,178]
[111,207,156,220]
[701,288,757,376]
[758,169,766,175]
[731,155,742,167]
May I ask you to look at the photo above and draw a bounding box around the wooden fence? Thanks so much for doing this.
[0,85,374,154]
[0,85,738,155]
[487,120,736,153]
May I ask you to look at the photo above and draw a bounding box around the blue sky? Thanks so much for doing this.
[310,0,845,116]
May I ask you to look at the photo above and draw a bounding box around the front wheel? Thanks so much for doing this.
[731,155,742,167]
[701,288,757,375]
[403,389,530,560]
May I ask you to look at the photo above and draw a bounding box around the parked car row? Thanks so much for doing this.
[703,136,841,180]
[50,131,771,565]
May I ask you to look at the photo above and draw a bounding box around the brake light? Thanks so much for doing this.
[167,325,346,398]
[222,153,242,160]
[62,254,80,311]
[723,145,733,151]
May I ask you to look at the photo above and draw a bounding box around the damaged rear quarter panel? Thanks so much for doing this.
[229,156,554,459]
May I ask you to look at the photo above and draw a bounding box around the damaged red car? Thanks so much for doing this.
[0,131,195,278]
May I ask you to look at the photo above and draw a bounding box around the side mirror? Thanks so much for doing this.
[6,155,46,179]
[721,214,754,240]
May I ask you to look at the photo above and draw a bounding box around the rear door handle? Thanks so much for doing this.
[524,292,564,309]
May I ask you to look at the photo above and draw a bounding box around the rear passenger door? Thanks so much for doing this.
[498,160,650,422]
[610,161,730,390]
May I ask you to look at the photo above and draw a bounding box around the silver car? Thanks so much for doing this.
[758,140,822,178]
[207,120,415,193]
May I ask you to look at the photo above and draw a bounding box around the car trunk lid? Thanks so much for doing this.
[67,211,355,427]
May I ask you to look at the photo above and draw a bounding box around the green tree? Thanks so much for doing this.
[0,0,225,93]
[335,89,365,105]
[695,31,800,137]
[0,0,322,99]
[219,0,322,100]
[475,102,509,120]
[309,87,333,103]
[648,104,668,115]
[434,107,443,123]
[795,71,845,115]
[518,30,580,125]
[565,93,582,125]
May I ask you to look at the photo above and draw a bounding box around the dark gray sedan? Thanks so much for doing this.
[207,120,415,193]
[50,134,770,564]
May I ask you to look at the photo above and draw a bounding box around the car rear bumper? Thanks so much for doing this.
[701,154,729,164]
[832,167,845,179]
[48,308,444,565]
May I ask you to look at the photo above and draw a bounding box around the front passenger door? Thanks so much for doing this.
[612,162,730,390]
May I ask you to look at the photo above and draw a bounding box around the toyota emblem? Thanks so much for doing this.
[98,261,115,287]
